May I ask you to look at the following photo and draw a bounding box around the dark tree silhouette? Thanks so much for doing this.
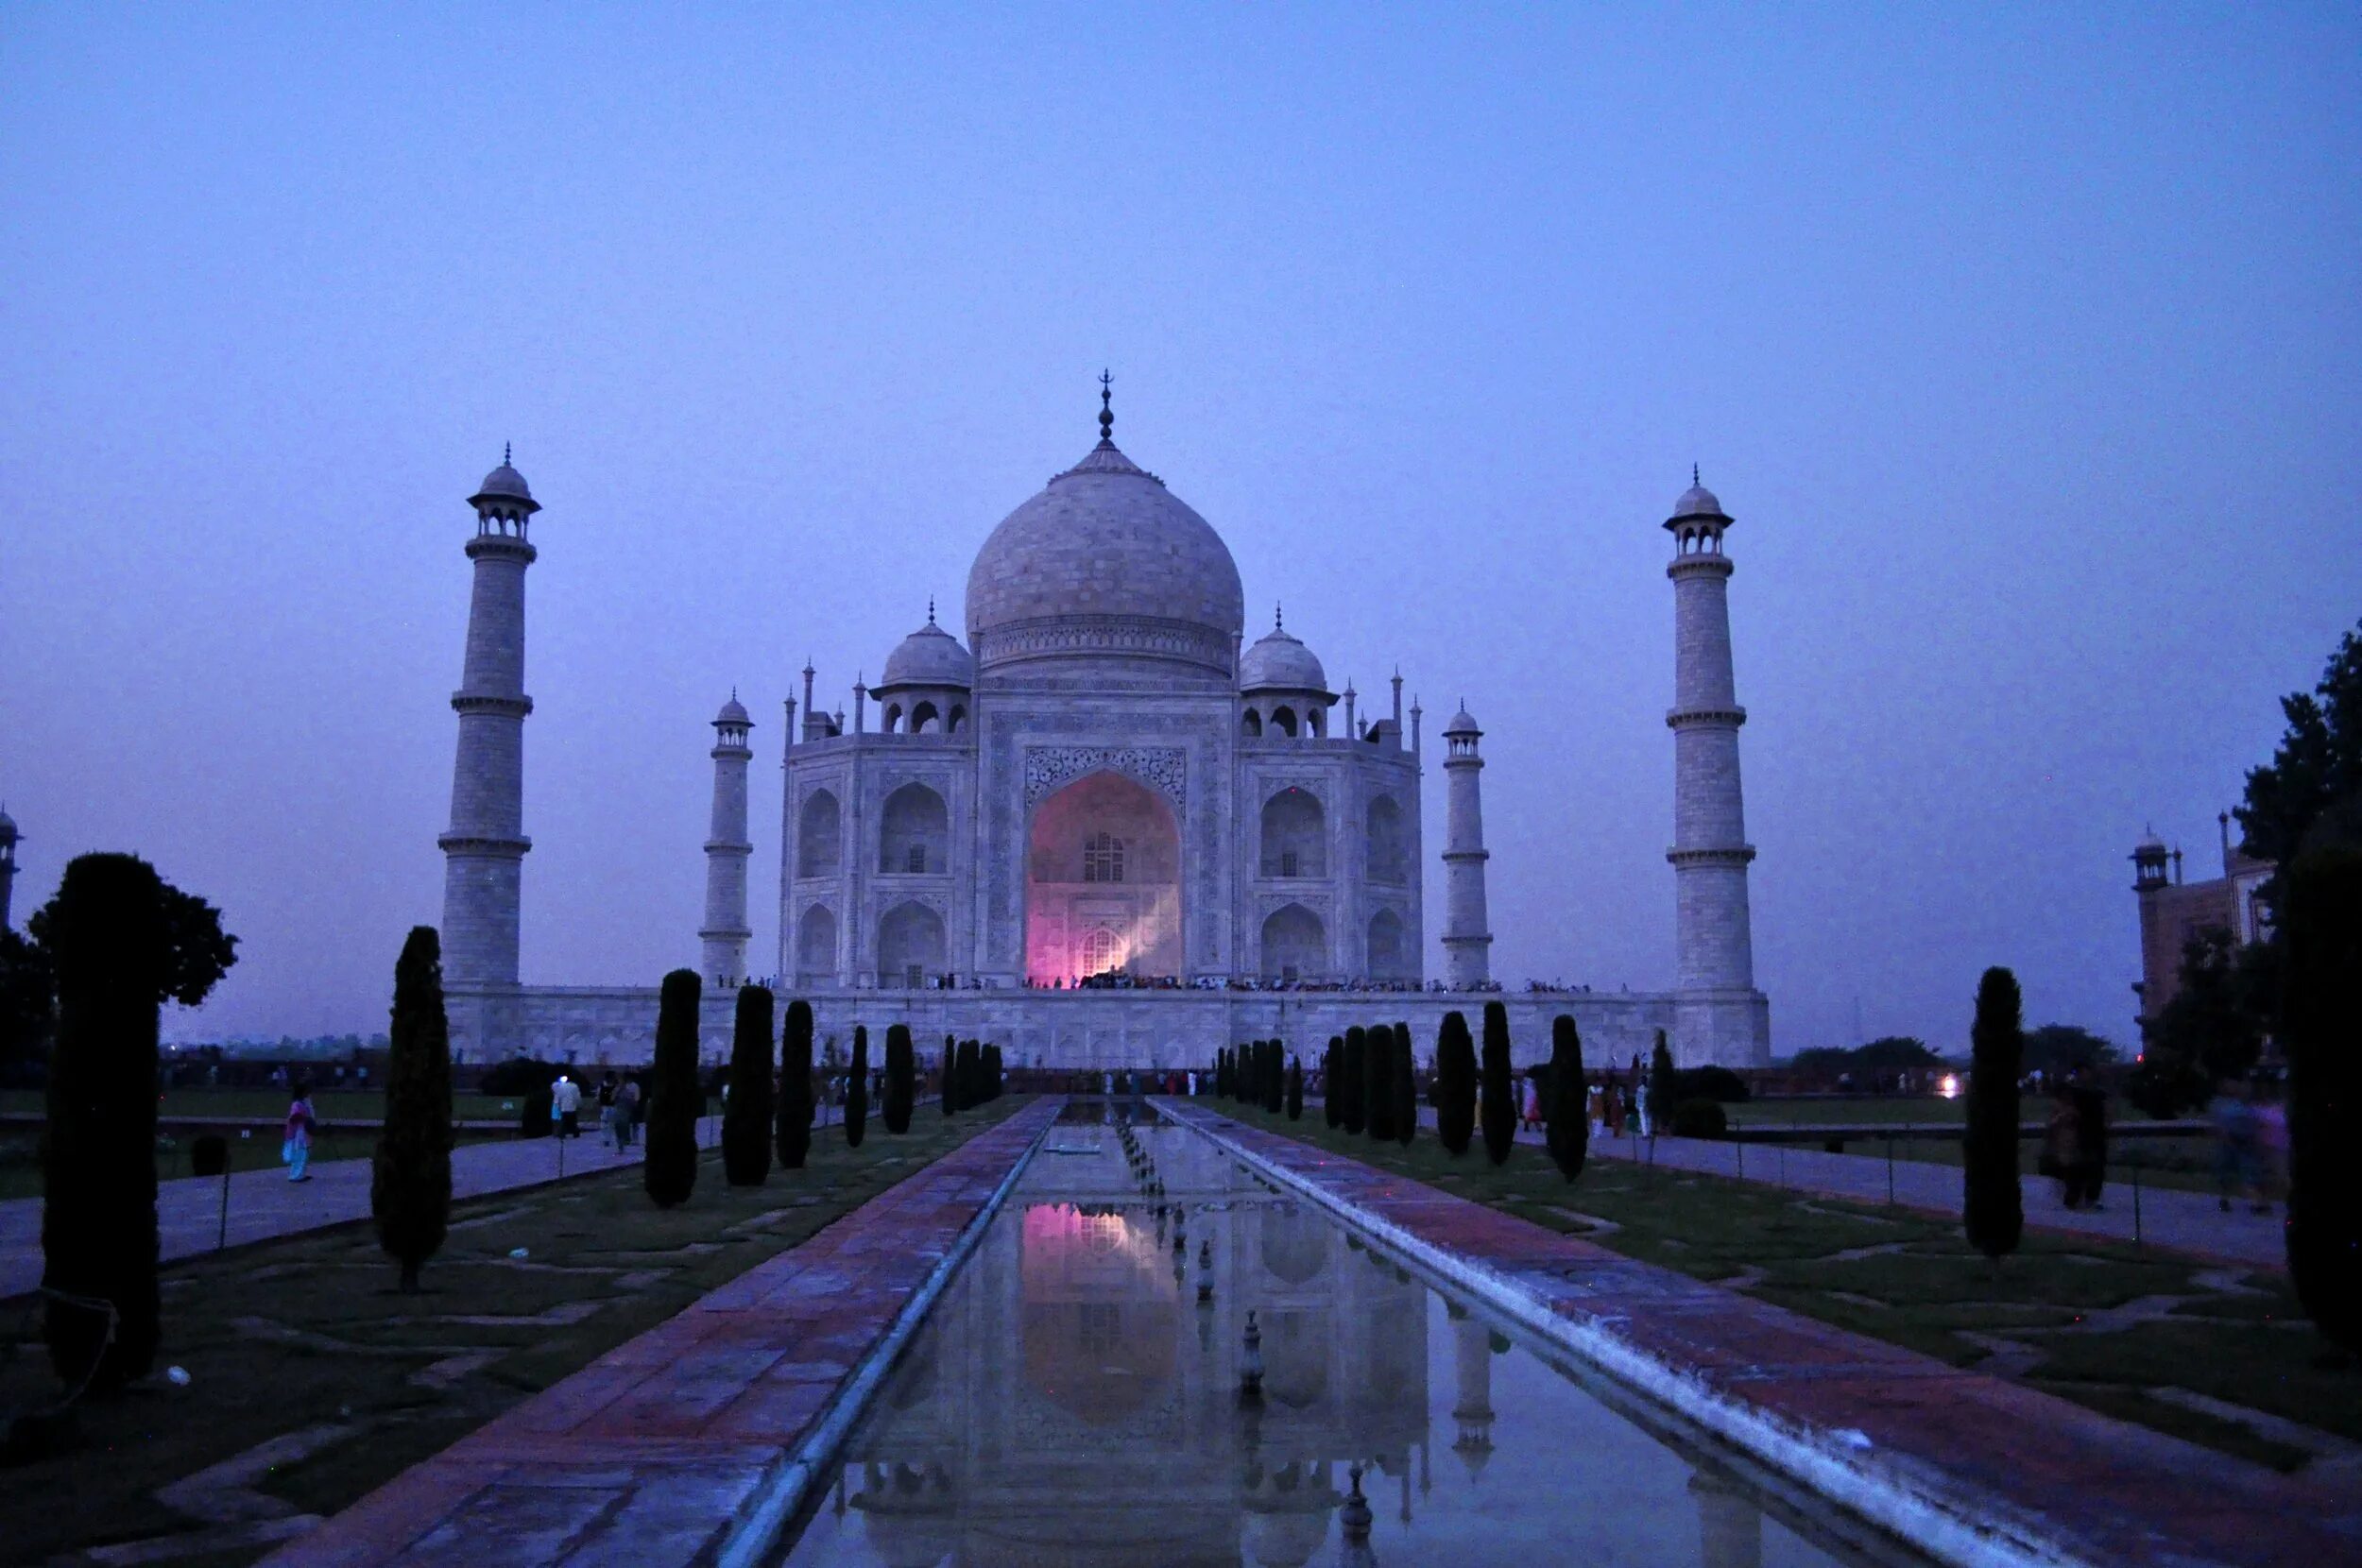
[883,1022,915,1133]
[777,999,814,1168]
[846,1027,870,1148]
[1963,967,2025,1262]
[644,969,702,1208]
[1545,1014,1587,1182]
[723,985,776,1185]
[1392,1022,1416,1147]
[1436,1012,1476,1156]
[1480,1002,1515,1166]
[373,927,453,1289]
[2283,845,2362,1355]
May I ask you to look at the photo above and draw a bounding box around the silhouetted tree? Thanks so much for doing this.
[956,1038,981,1110]
[943,1033,958,1116]
[1367,1028,1396,1141]
[1341,1026,1368,1135]
[2283,845,2362,1355]
[1649,1030,1677,1136]
[1545,1014,1586,1182]
[1436,1012,1476,1155]
[777,1000,814,1168]
[1322,1036,1342,1128]
[1480,1001,1515,1166]
[1287,1055,1304,1120]
[723,985,776,1185]
[1963,967,2024,1262]
[883,1022,915,1133]
[846,1027,870,1148]
[1392,1022,1416,1147]
[372,926,452,1289]
[1262,1039,1285,1115]
[644,969,702,1208]
[40,854,236,1388]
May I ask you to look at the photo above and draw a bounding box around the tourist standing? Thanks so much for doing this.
[2209,1080,2259,1213]
[621,1075,642,1147]
[282,1080,316,1183]
[2254,1081,2288,1212]
[552,1073,582,1139]
[2043,1081,2084,1209]
[2068,1068,2109,1209]
[599,1071,626,1150]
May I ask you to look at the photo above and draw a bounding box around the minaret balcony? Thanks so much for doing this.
[1665,705,1746,729]
[452,692,534,717]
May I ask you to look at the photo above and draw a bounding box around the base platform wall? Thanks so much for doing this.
[447,983,1770,1070]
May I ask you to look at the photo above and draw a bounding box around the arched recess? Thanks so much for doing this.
[1025,771,1182,984]
[1365,794,1407,884]
[910,701,940,734]
[879,782,949,874]
[882,704,904,735]
[796,790,841,878]
[1259,903,1326,982]
[1259,787,1326,878]
[796,904,838,985]
[876,900,947,987]
[1367,908,1410,981]
[1241,708,1263,738]
[948,705,967,734]
[1271,705,1299,738]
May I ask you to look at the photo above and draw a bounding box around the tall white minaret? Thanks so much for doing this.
[1666,471,1760,1049]
[0,807,20,929]
[1441,704,1491,987]
[700,693,754,986]
[439,450,538,988]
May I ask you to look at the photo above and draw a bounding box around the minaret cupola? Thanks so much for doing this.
[469,444,540,542]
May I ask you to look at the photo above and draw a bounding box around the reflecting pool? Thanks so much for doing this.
[778,1103,1935,1567]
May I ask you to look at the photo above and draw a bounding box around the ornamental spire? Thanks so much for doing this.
[1098,369,1114,446]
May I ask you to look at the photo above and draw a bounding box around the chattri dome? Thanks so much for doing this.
[471,447,535,508]
[965,432,1245,676]
[880,617,975,690]
[1238,620,1327,693]
[1669,477,1727,522]
[714,695,751,726]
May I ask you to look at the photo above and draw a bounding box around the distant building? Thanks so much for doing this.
[2131,812,2271,1031]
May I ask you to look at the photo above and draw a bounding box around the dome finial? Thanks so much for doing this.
[1692,462,1700,486]
[1275,602,1283,631]
[928,597,936,626]
[1098,369,1114,445]
[505,441,513,466]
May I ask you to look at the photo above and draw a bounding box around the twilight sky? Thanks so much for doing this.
[3,6,2356,1054]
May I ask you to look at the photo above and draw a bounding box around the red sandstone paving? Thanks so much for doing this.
[1172,1103,2362,1568]
[258,1099,1062,1568]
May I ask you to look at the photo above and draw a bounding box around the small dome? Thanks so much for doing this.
[879,619,975,690]
[1239,622,1327,693]
[2134,827,2166,855]
[1669,478,1728,522]
[471,458,534,507]
[714,693,751,726]
[1444,704,1481,738]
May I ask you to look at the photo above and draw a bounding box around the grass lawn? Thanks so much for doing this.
[1868,1131,2226,1197]
[0,1097,1030,1567]
[0,1090,519,1122]
[0,1128,517,1202]
[1725,1096,1964,1127]
[1214,1101,2358,1479]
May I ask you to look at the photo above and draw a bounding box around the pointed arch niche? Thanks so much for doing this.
[1025,771,1181,984]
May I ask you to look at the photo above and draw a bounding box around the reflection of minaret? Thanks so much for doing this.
[699,693,754,986]
[1688,1470,1765,1568]
[1448,1314,1495,1479]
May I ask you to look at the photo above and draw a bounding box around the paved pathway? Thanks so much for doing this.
[1390,1105,2287,1270]
[260,1098,1061,1568]
[1173,1103,2357,1568]
[0,1122,711,1301]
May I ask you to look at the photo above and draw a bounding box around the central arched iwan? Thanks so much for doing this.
[1025,771,1181,984]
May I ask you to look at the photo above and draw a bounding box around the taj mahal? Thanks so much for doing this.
[435,385,1772,1068]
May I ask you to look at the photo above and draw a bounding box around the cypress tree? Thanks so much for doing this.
[373,926,453,1290]
[987,1042,1003,1099]
[883,1022,915,1133]
[777,999,813,1169]
[39,853,235,1388]
[722,985,776,1185]
[943,1033,958,1115]
[2283,845,2362,1355]
[1287,1055,1305,1120]
[1341,1027,1368,1134]
[1545,1014,1587,1182]
[645,969,702,1208]
[1480,1001,1515,1166]
[846,1027,869,1148]
[1649,1030,1678,1136]
[1367,1026,1396,1141]
[1322,1037,1343,1128]
[1393,1022,1416,1147]
[1262,1039,1285,1115]
[1962,967,2025,1262]
[1436,1012,1475,1155]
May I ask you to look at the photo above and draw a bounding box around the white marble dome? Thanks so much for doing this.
[965,437,1245,675]
[880,618,975,690]
[1239,622,1327,693]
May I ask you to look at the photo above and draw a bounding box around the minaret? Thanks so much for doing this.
[438,450,538,989]
[0,807,19,929]
[700,693,755,987]
[1666,470,1761,1057]
[1441,704,1491,987]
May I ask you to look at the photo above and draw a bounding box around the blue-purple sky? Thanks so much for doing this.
[4,7,2356,1053]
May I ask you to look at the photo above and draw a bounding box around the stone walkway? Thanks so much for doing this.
[1175,1102,2358,1568]
[1398,1106,2286,1270]
[0,1123,709,1301]
[256,1098,1061,1568]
